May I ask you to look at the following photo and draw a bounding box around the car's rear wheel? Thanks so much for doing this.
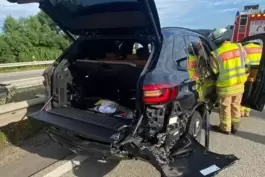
[188,111,202,142]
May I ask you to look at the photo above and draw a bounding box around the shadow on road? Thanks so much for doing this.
[71,157,120,177]
[0,102,72,177]
[235,130,265,145]
[250,110,265,119]
[0,103,44,151]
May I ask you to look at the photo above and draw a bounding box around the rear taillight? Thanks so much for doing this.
[143,84,178,104]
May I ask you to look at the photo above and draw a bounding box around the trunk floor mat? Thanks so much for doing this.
[48,107,132,130]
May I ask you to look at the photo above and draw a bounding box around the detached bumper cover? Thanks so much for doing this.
[124,136,239,177]
[164,137,239,177]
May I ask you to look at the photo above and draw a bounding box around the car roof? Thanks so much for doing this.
[161,27,202,37]
[161,27,217,50]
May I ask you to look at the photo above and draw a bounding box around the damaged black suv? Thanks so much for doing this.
[9,0,265,176]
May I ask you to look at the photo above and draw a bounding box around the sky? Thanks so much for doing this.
[0,0,265,30]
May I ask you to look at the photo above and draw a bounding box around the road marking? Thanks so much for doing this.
[43,155,89,177]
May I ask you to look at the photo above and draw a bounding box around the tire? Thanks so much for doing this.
[188,111,203,142]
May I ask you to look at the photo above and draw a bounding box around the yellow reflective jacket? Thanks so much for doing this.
[244,43,262,65]
[187,55,199,80]
[187,55,216,101]
[210,41,249,96]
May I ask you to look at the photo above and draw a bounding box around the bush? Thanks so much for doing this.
[0,12,71,63]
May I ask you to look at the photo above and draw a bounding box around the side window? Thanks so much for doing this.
[185,35,208,61]
[199,37,216,62]
[185,35,212,76]
[173,36,189,71]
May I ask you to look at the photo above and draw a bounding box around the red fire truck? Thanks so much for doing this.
[232,4,265,42]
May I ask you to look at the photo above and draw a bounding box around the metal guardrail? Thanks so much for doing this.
[0,61,54,69]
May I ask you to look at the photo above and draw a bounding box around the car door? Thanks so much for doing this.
[240,34,265,111]
[172,35,198,110]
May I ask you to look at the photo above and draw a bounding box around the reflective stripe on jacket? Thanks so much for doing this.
[211,42,248,96]
[244,43,262,65]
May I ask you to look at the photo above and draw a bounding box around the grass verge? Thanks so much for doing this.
[0,65,48,73]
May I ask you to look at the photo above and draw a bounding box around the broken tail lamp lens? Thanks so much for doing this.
[143,84,178,104]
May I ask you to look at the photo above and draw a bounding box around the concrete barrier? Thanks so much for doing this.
[0,97,45,127]
[0,77,44,105]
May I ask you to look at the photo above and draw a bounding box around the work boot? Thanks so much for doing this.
[231,124,240,135]
[210,125,231,135]
[231,128,238,134]
[244,112,250,117]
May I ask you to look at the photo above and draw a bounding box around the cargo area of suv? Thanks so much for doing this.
[38,38,154,144]
[64,39,151,111]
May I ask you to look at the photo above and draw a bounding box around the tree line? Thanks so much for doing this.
[0,11,70,63]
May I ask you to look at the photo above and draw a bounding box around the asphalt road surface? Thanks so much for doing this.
[1,110,265,177]
[0,69,44,82]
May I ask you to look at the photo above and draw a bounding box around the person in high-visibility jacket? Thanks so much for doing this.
[186,43,206,101]
[241,42,262,117]
[208,28,249,134]
[187,43,200,81]
[186,42,216,102]
[186,43,209,104]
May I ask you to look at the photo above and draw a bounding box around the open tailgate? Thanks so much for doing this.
[29,107,132,144]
